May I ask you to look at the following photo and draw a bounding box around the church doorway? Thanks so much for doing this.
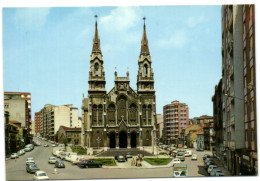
[119,131,127,148]
[130,132,137,148]
[109,132,116,148]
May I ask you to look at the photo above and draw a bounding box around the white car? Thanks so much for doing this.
[208,165,217,174]
[52,144,56,147]
[10,153,19,159]
[48,157,57,164]
[26,157,35,164]
[191,154,198,160]
[172,158,181,165]
[210,168,225,176]
[33,171,49,180]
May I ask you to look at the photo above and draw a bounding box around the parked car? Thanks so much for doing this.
[26,157,35,164]
[205,161,215,170]
[172,158,181,165]
[55,160,65,168]
[52,144,56,147]
[43,144,49,147]
[191,154,198,160]
[10,153,19,159]
[173,163,188,177]
[26,164,40,173]
[176,152,185,161]
[33,171,49,180]
[48,157,57,164]
[204,158,214,165]
[208,165,217,174]
[125,152,133,158]
[71,157,85,165]
[115,154,127,162]
[77,159,102,168]
[60,153,67,160]
[17,149,25,156]
[185,150,192,157]
[24,147,32,152]
[210,168,225,176]
[203,154,210,160]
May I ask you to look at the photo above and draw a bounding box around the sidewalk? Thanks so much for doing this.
[213,157,232,176]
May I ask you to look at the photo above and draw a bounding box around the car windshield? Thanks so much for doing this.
[38,173,47,176]
[30,165,38,169]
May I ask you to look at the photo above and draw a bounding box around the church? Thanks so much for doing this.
[81,17,157,153]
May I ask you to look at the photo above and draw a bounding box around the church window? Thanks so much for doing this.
[98,105,103,124]
[146,130,150,140]
[108,103,116,125]
[129,103,137,125]
[95,63,99,74]
[117,95,127,121]
[142,105,147,124]
[144,64,148,75]
[148,104,152,125]
[92,105,97,125]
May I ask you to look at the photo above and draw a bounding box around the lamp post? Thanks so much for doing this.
[96,137,101,149]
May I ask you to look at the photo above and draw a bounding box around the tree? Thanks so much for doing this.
[63,138,68,147]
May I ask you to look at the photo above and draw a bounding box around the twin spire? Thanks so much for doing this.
[92,15,149,55]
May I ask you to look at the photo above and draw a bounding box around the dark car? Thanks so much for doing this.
[55,160,65,168]
[77,159,102,168]
[26,164,40,173]
[205,161,215,170]
[203,154,211,160]
[115,154,127,162]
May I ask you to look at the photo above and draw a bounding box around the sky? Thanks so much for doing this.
[3,5,222,119]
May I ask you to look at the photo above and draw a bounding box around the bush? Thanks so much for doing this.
[94,158,116,166]
[71,146,87,155]
[144,158,172,165]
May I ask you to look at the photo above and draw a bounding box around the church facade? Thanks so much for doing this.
[81,18,157,152]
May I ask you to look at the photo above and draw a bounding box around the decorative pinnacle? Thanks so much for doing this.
[143,16,146,23]
[94,14,98,20]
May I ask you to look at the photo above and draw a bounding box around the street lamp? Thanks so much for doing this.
[96,137,101,149]
[224,93,246,102]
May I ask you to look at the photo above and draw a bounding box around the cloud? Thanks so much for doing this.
[100,7,141,31]
[13,8,50,31]
[185,14,205,28]
[157,29,188,49]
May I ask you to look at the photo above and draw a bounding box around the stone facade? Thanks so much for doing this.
[81,19,157,152]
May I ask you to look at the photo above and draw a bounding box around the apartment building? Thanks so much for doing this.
[39,104,79,141]
[163,100,189,145]
[221,5,256,175]
[34,112,41,135]
[156,114,164,140]
[4,92,32,143]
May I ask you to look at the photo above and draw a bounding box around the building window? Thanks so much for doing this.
[144,64,148,75]
[243,49,247,67]
[95,63,99,74]
[251,101,254,113]
[244,103,247,115]
[251,130,254,142]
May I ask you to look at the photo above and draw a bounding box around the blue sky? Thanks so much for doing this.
[3,6,222,119]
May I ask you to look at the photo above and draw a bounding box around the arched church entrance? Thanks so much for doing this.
[130,132,137,148]
[119,131,127,148]
[109,132,116,148]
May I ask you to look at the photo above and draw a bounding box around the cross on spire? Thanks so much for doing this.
[94,14,98,20]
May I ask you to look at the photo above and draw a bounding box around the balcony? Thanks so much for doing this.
[230,140,235,151]
[230,115,235,126]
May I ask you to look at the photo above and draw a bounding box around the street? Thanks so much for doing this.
[5,138,219,180]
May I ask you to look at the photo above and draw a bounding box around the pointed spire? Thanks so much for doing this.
[141,17,150,55]
[92,15,101,53]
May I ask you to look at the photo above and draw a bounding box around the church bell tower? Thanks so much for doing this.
[88,15,106,94]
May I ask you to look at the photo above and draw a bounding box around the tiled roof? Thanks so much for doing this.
[9,120,21,124]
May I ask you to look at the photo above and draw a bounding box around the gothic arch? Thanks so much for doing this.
[142,105,147,124]
[130,131,137,148]
[109,131,116,148]
[144,64,148,75]
[148,104,152,125]
[117,95,127,121]
[95,62,99,74]
[129,103,137,125]
[92,104,97,126]
[107,103,116,125]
